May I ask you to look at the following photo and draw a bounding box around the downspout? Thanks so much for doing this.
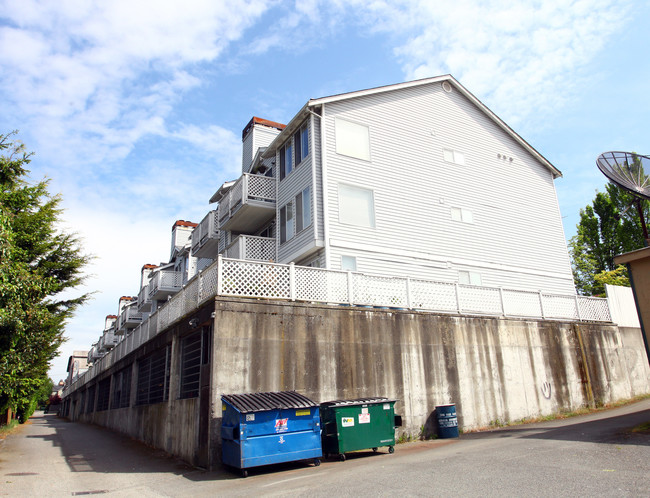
[308,111,318,240]
[310,104,330,268]
[574,323,595,408]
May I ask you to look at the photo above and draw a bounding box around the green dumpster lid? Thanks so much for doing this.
[320,397,397,408]
[221,390,317,413]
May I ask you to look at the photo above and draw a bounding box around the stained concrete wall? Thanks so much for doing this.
[63,297,650,470]
[210,299,650,442]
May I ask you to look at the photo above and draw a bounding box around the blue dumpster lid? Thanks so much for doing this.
[221,391,318,413]
[320,397,397,408]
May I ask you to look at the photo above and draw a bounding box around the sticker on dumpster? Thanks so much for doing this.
[359,413,370,424]
[296,409,311,416]
[383,403,390,410]
[275,418,289,432]
[246,413,255,422]
[341,417,355,427]
[361,407,369,414]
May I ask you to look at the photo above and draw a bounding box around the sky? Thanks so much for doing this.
[1,0,649,382]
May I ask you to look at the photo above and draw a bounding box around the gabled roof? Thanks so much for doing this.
[262,75,561,178]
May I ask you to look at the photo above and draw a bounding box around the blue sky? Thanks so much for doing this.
[1,0,648,382]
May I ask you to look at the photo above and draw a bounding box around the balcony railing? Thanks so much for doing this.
[224,235,276,262]
[217,174,276,232]
[98,331,119,352]
[191,210,220,258]
[137,284,152,312]
[148,269,183,302]
[117,306,146,333]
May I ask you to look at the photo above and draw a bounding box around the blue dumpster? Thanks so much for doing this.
[221,391,322,477]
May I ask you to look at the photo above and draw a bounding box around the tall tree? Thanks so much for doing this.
[569,182,648,296]
[0,131,90,422]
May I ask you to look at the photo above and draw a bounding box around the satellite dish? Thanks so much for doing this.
[596,151,650,243]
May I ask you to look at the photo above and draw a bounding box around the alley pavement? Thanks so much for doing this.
[1,399,649,496]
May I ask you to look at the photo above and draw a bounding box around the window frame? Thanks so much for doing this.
[280,201,294,244]
[341,255,357,271]
[295,186,312,233]
[443,148,465,166]
[294,124,309,166]
[335,118,371,161]
[279,142,293,180]
[450,207,473,223]
[337,183,376,228]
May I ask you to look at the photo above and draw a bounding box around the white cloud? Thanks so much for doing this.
[345,0,631,130]
[0,0,272,166]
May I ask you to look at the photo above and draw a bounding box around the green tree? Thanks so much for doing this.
[0,131,90,422]
[569,182,647,296]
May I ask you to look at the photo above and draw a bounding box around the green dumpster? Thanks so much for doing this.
[320,397,400,460]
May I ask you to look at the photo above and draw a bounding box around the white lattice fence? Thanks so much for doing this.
[578,296,612,322]
[295,267,349,302]
[352,274,408,307]
[221,259,291,298]
[502,289,543,317]
[199,264,219,304]
[410,279,457,311]
[542,294,579,320]
[244,236,276,261]
[247,174,276,201]
[458,285,502,314]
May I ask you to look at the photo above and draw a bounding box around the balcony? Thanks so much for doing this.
[191,210,220,258]
[117,305,146,334]
[148,269,183,302]
[88,345,103,362]
[224,235,277,262]
[98,331,119,352]
[137,284,152,312]
[218,174,276,232]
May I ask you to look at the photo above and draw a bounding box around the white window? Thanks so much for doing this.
[459,271,482,286]
[280,142,293,180]
[294,124,309,165]
[341,255,357,271]
[335,118,370,161]
[280,201,294,243]
[295,186,311,233]
[443,148,465,165]
[338,184,375,228]
[450,207,473,223]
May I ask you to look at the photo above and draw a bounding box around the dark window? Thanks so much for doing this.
[136,346,170,405]
[280,143,292,180]
[111,366,132,409]
[180,327,211,399]
[280,201,293,243]
[86,385,96,413]
[96,378,111,411]
[294,124,309,165]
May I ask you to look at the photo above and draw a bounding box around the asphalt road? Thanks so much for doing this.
[1,399,648,497]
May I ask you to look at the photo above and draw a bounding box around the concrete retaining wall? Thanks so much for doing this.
[210,299,650,439]
[64,297,650,469]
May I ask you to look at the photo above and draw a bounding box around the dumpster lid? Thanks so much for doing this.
[221,391,317,413]
[320,397,397,408]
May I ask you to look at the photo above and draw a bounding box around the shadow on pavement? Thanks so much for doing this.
[461,407,650,446]
[26,413,328,482]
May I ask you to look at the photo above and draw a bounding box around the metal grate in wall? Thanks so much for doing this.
[96,378,111,411]
[111,367,132,409]
[180,332,202,399]
[136,346,170,405]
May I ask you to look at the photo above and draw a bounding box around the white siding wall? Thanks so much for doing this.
[322,82,575,294]
[277,119,318,262]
